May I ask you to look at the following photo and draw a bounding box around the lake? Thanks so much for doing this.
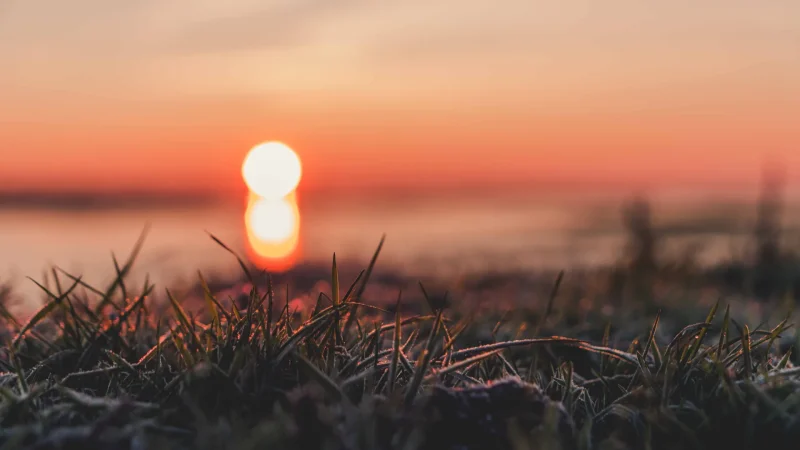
[1,188,797,308]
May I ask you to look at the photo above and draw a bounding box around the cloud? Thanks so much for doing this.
[365,28,531,66]
[167,0,365,55]
[360,1,800,68]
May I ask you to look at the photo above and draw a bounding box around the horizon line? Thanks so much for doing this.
[0,179,788,213]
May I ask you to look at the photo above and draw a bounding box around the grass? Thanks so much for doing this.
[2,233,800,450]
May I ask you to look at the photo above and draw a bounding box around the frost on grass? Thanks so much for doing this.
[2,234,800,449]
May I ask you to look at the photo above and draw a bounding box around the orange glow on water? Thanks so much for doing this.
[243,190,301,272]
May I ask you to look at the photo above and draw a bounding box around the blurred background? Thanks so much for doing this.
[1,1,799,313]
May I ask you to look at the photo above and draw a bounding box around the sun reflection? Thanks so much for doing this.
[244,190,301,272]
[241,141,303,272]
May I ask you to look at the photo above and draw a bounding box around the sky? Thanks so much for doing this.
[1,0,799,195]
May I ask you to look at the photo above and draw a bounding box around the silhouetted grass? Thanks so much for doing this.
[2,233,800,450]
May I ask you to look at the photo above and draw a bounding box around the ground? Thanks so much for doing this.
[2,244,800,450]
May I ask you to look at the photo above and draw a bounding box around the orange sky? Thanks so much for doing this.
[1,1,798,195]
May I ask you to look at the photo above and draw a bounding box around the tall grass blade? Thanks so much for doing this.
[685,299,719,363]
[274,305,348,365]
[95,223,150,314]
[535,270,564,335]
[197,271,220,336]
[716,305,731,360]
[642,309,660,361]
[13,276,82,347]
[742,325,752,379]
[344,235,385,333]
[166,289,203,353]
[332,253,340,306]
[404,309,442,406]
[207,232,254,285]
[389,291,402,394]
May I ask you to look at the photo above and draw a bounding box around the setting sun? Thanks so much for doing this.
[242,142,302,199]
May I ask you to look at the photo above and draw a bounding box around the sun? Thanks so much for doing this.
[242,141,302,199]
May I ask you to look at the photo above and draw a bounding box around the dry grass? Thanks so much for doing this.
[1,232,800,450]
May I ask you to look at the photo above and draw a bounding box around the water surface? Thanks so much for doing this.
[1,189,796,307]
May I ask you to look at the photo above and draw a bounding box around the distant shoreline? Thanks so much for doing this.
[0,191,224,211]
[1,181,795,212]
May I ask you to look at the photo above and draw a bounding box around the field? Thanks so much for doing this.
[2,232,800,450]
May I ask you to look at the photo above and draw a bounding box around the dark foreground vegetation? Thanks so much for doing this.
[2,227,800,450]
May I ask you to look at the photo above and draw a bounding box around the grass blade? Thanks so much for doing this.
[742,325,752,379]
[716,305,731,360]
[295,352,348,405]
[684,299,719,363]
[535,270,564,335]
[208,232,254,285]
[343,235,385,333]
[166,289,203,353]
[642,309,661,361]
[425,349,502,382]
[197,271,220,337]
[95,224,150,314]
[389,291,402,394]
[332,253,340,306]
[405,309,442,407]
[13,275,82,347]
